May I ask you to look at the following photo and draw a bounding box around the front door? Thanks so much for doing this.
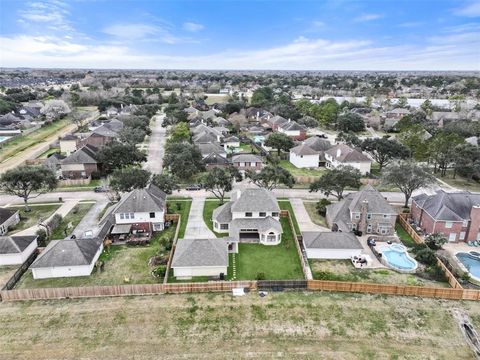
[449,233,457,242]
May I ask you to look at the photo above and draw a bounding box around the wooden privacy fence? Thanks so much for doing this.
[397,214,463,289]
[0,281,256,301]
[163,215,181,284]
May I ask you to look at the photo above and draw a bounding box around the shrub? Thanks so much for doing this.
[255,272,266,280]
[36,228,47,247]
[415,248,437,266]
[153,265,167,278]
[90,171,101,180]
[316,198,331,216]
[47,214,63,231]
[424,233,447,250]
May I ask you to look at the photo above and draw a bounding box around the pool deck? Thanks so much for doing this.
[443,242,472,256]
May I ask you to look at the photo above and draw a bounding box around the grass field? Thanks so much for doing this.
[303,201,328,227]
[8,204,61,232]
[395,222,417,248]
[277,200,301,234]
[0,291,475,359]
[441,170,480,192]
[49,203,94,240]
[235,218,303,280]
[0,265,17,288]
[278,159,326,177]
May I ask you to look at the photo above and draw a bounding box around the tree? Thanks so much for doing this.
[167,123,191,143]
[163,143,204,179]
[396,96,408,108]
[361,137,410,171]
[316,198,332,216]
[151,174,179,194]
[201,167,242,204]
[421,99,433,116]
[335,131,362,147]
[119,127,147,145]
[336,112,365,133]
[381,161,435,208]
[97,141,147,173]
[250,87,274,108]
[309,166,361,200]
[264,132,294,156]
[453,143,480,180]
[297,115,318,128]
[428,132,464,176]
[0,166,57,211]
[109,168,151,192]
[425,233,447,250]
[397,124,431,161]
[40,100,71,121]
[245,165,295,190]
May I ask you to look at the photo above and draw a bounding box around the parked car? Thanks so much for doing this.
[186,184,202,191]
[317,134,328,139]
[94,186,109,193]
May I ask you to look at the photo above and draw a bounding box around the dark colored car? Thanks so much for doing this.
[317,134,328,139]
[186,184,202,191]
[94,186,109,193]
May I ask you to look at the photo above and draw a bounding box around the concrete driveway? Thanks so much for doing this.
[183,197,215,239]
[289,198,330,232]
[72,199,109,238]
[143,114,167,174]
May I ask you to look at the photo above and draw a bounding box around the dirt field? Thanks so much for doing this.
[0,291,476,359]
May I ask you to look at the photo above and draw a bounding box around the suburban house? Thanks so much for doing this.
[289,144,320,168]
[277,120,307,140]
[0,235,38,266]
[324,144,372,175]
[302,232,363,259]
[60,144,99,179]
[202,152,232,169]
[59,134,79,156]
[30,238,103,279]
[212,188,282,245]
[268,115,288,130]
[0,208,20,235]
[196,143,227,159]
[222,136,240,151]
[171,238,228,279]
[411,190,480,242]
[231,154,264,173]
[384,108,410,129]
[102,184,167,239]
[326,185,397,235]
[84,119,123,148]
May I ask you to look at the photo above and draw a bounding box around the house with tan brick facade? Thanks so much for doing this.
[411,190,480,243]
[326,185,397,235]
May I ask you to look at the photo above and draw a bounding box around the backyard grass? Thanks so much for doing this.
[49,203,94,240]
[168,200,192,239]
[309,259,449,288]
[395,222,417,248]
[235,217,303,280]
[0,119,71,162]
[278,159,326,177]
[8,204,61,233]
[277,200,301,234]
[56,179,102,189]
[0,265,17,288]
[0,291,474,359]
[37,147,60,159]
[203,199,229,237]
[303,201,328,227]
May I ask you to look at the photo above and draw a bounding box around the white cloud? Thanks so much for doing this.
[103,23,162,40]
[183,22,204,32]
[453,1,480,17]
[18,0,74,33]
[397,21,424,28]
[354,13,384,22]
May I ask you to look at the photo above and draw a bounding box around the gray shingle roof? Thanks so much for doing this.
[0,235,37,254]
[325,144,371,163]
[326,199,351,232]
[61,144,98,165]
[290,144,319,156]
[231,154,263,163]
[280,121,305,131]
[302,231,363,250]
[202,152,231,166]
[31,238,102,268]
[412,190,480,221]
[113,184,166,214]
[231,188,279,212]
[193,131,218,144]
[269,115,287,125]
[196,143,226,157]
[92,124,119,138]
[348,185,396,214]
[172,238,228,267]
[304,137,332,152]
[212,202,233,223]
[0,208,18,225]
[230,216,282,234]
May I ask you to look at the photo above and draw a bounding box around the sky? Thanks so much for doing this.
[0,0,479,71]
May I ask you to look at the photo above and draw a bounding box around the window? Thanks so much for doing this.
[120,213,125,220]
[149,212,155,218]
[267,232,277,242]
[367,213,372,220]
[354,213,360,219]
[383,214,390,219]
[245,212,252,217]
[351,223,357,230]
[445,221,453,229]
[367,224,372,233]
[130,213,134,219]
[272,212,279,217]
[214,222,218,229]
[460,232,466,240]
[259,212,266,217]
[220,224,229,230]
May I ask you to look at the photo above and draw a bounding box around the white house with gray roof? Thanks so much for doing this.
[171,238,228,279]
[0,235,38,266]
[324,144,372,175]
[30,238,103,279]
[212,188,282,245]
[289,144,320,168]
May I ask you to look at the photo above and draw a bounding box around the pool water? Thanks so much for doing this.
[456,252,480,279]
[380,244,417,271]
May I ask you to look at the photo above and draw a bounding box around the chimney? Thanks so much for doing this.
[336,148,341,158]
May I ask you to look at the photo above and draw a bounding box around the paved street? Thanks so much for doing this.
[289,198,329,232]
[143,114,167,174]
[183,197,215,239]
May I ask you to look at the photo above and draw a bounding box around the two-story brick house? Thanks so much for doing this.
[326,185,397,235]
[411,190,480,243]
[212,188,282,247]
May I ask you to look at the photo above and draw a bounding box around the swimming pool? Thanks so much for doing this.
[0,136,11,143]
[380,243,418,272]
[456,252,480,280]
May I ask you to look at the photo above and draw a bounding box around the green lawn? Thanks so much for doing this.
[8,204,61,233]
[235,218,304,280]
[49,203,94,240]
[203,199,229,237]
[303,201,328,227]
[168,200,192,239]
[278,160,326,177]
[277,200,301,234]
[395,223,417,248]
[37,147,60,159]
[0,119,71,162]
